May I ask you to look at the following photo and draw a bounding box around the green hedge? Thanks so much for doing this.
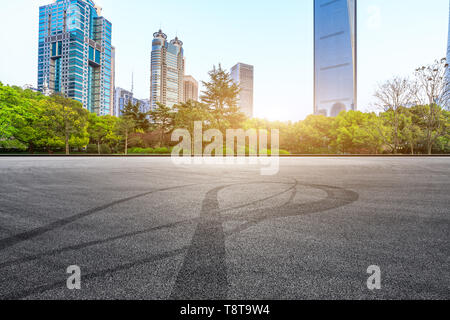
[128,147,154,154]
[153,147,170,154]
[128,147,171,154]
[86,144,112,154]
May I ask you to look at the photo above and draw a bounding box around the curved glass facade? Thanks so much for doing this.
[314,0,357,117]
[150,30,184,109]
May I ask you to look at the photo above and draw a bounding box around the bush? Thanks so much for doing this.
[100,144,112,154]
[153,147,170,154]
[129,147,154,154]
[86,144,98,154]
[128,147,143,154]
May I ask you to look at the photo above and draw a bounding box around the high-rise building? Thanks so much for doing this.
[110,46,116,116]
[150,30,185,108]
[314,0,357,117]
[445,1,450,110]
[114,87,151,117]
[183,75,199,102]
[230,63,254,118]
[37,0,114,116]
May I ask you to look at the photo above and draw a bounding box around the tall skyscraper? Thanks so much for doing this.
[314,0,357,117]
[150,30,185,108]
[445,0,450,110]
[183,75,199,102]
[230,63,254,118]
[37,0,114,116]
[110,46,116,116]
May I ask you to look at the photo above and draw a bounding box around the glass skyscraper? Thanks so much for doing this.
[314,0,357,117]
[150,30,185,109]
[445,1,450,110]
[37,0,114,116]
[231,63,254,118]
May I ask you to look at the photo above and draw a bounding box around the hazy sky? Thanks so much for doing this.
[0,0,448,121]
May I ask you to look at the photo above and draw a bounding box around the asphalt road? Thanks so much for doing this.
[0,157,448,300]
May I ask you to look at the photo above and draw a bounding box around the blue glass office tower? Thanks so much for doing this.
[445,1,450,110]
[37,0,114,116]
[150,30,185,109]
[314,0,357,117]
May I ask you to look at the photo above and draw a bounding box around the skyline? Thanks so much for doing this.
[0,0,448,121]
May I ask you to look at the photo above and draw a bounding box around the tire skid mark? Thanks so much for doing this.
[1,180,359,300]
[0,184,197,251]
[170,181,358,300]
[0,248,185,300]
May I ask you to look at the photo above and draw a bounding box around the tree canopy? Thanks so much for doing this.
[0,60,449,155]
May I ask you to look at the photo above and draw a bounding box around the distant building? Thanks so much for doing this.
[184,75,199,102]
[150,30,185,108]
[37,0,114,116]
[114,87,151,117]
[140,99,151,114]
[314,0,357,117]
[22,84,39,92]
[230,63,254,118]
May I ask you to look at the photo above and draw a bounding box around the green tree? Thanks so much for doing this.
[409,105,449,154]
[200,64,246,131]
[121,100,150,131]
[173,100,213,135]
[374,77,413,154]
[412,59,450,154]
[332,111,366,154]
[400,108,423,155]
[148,102,174,147]
[33,95,89,154]
[434,134,450,153]
[368,109,411,154]
[45,94,89,154]
[88,113,119,154]
[0,83,45,151]
[297,115,334,154]
[116,116,136,155]
[360,112,386,154]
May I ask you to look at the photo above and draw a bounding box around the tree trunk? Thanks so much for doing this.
[65,132,70,155]
[410,142,414,155]
[427,130,432,155]
[160,127,164,148]
[393,132,398,154]
[125,130,128,155]
[97,141,101,155]
[393,112,399,154]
